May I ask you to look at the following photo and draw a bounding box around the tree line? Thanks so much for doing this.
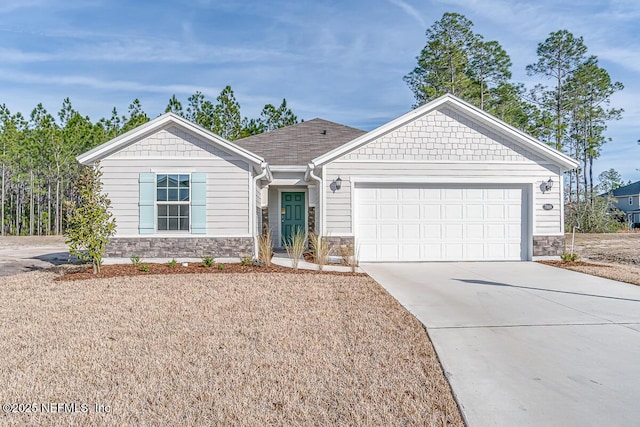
[0,86,298,236]
[405,13,624,207]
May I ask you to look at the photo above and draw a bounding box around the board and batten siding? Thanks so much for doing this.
[324,107,563,236]
[100,125,251,237]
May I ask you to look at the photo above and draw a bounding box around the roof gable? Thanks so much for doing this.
[77,113,265,167]
[611,181,640,197]
[311,94,579,170]
[234,118,366,166]
[340,107,547,163]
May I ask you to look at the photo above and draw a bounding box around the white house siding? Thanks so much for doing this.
[101,125,250,237]
[324,107,563,237]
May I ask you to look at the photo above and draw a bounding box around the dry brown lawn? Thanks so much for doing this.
[541,232,640,286]
[567,231,640,266]
[0,271,462,426]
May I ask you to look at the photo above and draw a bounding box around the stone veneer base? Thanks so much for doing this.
[106,237,254,258]
[325,235,564,258]
[532,235,565,256]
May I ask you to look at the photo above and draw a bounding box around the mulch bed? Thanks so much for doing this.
[537,260,612,268]
[56,262,365,281]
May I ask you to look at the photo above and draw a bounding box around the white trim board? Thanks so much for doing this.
[350,176,538,185]
[333,159,557,165]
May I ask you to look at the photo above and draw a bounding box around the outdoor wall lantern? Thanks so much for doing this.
[334,176,342,191]
[543,178,554,193]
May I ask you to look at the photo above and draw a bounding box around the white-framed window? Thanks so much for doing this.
[630,196,634,206]
[156,174,190,231]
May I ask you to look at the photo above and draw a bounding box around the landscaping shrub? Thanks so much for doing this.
[257,228,273,267]
[284,227,306,270]
[308,232,330,271]
[560,252,580,263]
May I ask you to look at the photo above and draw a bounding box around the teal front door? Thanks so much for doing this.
[281,192,305,246]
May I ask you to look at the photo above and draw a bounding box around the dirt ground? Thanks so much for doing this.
[547,232,640,286]
[0,270,463,426]
[566,232,640,266]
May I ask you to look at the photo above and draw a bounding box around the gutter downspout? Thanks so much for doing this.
[252,162,269,258]
[306,163,322,237]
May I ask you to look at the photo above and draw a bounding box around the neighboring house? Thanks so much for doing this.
[77,94,578,261]
[604,181,640,226]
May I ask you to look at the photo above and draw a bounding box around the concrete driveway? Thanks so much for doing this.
[362,262,640,427]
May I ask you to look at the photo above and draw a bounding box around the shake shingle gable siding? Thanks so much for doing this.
[234,118,367,166]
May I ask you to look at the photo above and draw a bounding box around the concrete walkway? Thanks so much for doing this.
[362,262,640,427]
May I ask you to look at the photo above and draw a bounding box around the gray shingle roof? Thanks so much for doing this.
[611,181,640,197]
[234,118,366,166]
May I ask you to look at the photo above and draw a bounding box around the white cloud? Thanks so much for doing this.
[387,0,426,28]
[0,69,222,96]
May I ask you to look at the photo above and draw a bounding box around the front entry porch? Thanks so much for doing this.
[263,184,317,249]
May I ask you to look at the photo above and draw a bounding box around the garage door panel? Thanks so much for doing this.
[507,204,522,219]
[401,224,420,239]
[359,188,378,200]
[400,188,420,200]
[360,204,378,219]
[379,188,398,200]
[380,224,399,239]
[507,223,521,238]
[486,189,505,200]
[379,204,398,219]
[466,224,484,239]
[423,188,441,199]
[466,204,484,219]
[356,184,527,262]
[401,204,420,219]
[423,243,443,259]
[466,243,484,259]
[400,244,420,260]
[423,205,441,219]
[380,244,399,260]
[444,243,463,259]
[466,188,484,200]
[444,224,463,239]
[444,204,463,219]
[486,204,505,219]
[444,188,463,200]
[486,223,506,238]
[423,224,442,239]
[487,243,506,258]
[359,244,377,261]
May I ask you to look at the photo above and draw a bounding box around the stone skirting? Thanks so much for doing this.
[105,237,254,258]
[324,236,355,254]
[261,208,269,234]
[308,207,316,234]
[533,235,565,256]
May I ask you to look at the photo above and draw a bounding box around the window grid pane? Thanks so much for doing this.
[157,203,189,231]
[157,174,190,231]
[157,174,189,202]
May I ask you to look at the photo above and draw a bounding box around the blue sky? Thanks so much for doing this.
[1,0,638,181]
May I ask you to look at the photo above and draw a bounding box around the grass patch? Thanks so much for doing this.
[0,271,462,426]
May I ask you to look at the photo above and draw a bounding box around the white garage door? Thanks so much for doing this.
[355,184,528,261]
